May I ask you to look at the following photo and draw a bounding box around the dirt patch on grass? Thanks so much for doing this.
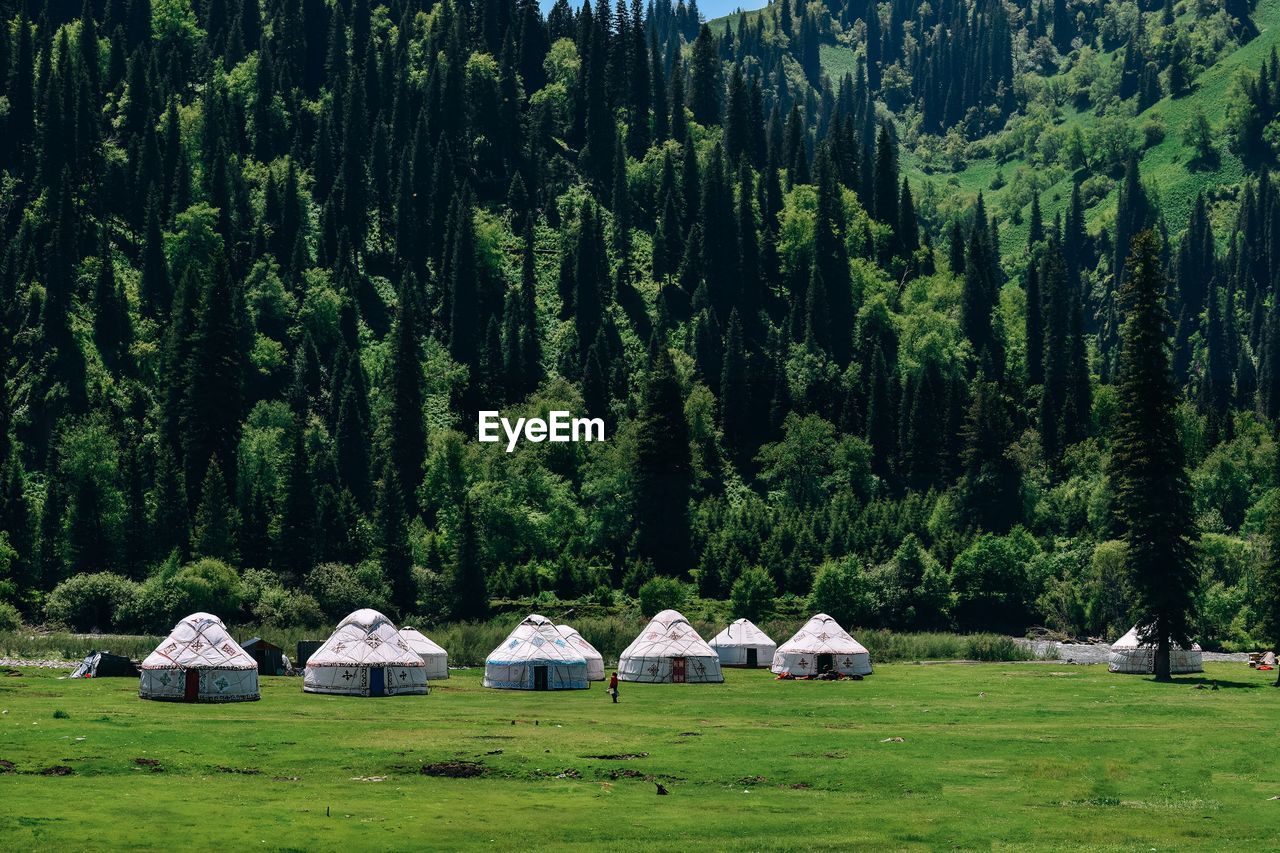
[216,766,262,775]
[0,759,15,773]
[420,761,485,778]
[585,752,649,760]
[134,758,163,771]
[606,768,646,780]
[40,765,74,776]
[738,775,767,785]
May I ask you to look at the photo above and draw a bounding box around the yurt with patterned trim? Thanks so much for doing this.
[709,618,776,668]
[139,613,259,702]
[1108,625,1204,674]
[484,614,589,690]
[303,609,428,696]
[399,627,450,679]
[556,624,605,681]
[772,614,872,677]
[617,609,724,683]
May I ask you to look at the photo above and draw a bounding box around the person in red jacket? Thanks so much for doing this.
[608,672,619,703]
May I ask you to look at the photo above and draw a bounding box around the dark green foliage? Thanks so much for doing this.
[1110,230,1198,682]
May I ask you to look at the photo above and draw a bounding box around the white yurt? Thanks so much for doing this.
[399,627,450,679]
[772,613,872,677]
[557,624,606,681]
[709,618,777,668]
[617,609,724,683]
[484,614,589,690]
[139,612,259,702]
[303,609,428,696]
[1108,625,1204,674]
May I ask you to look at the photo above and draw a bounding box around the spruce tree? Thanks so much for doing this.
[451,496,488,620]
[1110,229,1198,682]
[632,347,694,574]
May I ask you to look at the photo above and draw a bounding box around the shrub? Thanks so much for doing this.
[807,558,878,628]
[120,557,244,632]
[951,529,1039,634]
[306,562,391,619]
[44,573,141,632]
[0,600,21,632]
[637,576,687,617]
[729,567,776,622]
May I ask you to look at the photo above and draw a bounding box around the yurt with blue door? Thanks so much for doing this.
[139,613,259,702]
[484,614,589,690]
[303,609,428,696]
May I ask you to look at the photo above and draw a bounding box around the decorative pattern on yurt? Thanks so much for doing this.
[772,614,872,677]
[139,612,260,702]
[617,609,724,683]
[1108,625,1204,674]
[399,627,450,679]
[709,618,777,667]
[304,609,428,696]
[557,624,606,681]
[484,614,589,690]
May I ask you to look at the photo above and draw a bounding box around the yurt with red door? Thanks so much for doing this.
[139,612,260,702]
[617,609,723,683]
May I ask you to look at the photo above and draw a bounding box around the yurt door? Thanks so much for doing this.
[746,648,758,668]
[533,666,549,690]
[183,669,200,702]
[369,667,385,697]
[672,658,686,683]
[817,654,834,673]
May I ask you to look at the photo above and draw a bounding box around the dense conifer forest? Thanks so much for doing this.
[0,0,1278,653]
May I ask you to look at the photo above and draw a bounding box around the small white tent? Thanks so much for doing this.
[557,624,606,681]
[617,609,723,683]
[399,627,450,679]
[139,612,259,702]
[1108,625,1204,674]
[304,609,428,696]
[709,618,776,668]
[772,614,872,677]
[485,614,589,690]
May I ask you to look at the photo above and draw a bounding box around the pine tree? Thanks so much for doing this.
[181,254,244,510]
[632,348,694,574]
[1110,229,1198,683]
[386,278,426,502]
[451,496,488,620]
[275,419,316,579]
[193,457,237,561]
[378,462,416,618]
[690,24,721,126]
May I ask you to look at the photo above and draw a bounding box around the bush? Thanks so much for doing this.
[0,600,21,632]
[120,557,244,632]
[637,576,687,617]
[951,529,1039,634]
[306,562,391,619]
[729,567,776,622]
[44,573,141,632]
[807,558,878,628]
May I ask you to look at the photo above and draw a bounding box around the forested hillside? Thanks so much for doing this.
[0,0,1275,648]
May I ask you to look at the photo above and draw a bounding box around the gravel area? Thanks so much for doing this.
[1022,640,1251,665]
[1,659,76,669]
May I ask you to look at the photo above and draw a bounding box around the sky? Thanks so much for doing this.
[537,0,768,21]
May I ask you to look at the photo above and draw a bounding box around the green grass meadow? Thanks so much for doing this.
[1,663,1278,850]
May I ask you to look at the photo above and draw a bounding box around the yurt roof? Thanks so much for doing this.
[710,618,776,648]
[1111,625,1202,651]
[556,625,604,661]
[777,614,868,655]
[307,609,423,667]
[400,627,448,658]
[621,609,718,659]
[141,612,257,671]
[488,614,587,665]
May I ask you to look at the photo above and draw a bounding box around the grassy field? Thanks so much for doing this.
[1,663,1278,850]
